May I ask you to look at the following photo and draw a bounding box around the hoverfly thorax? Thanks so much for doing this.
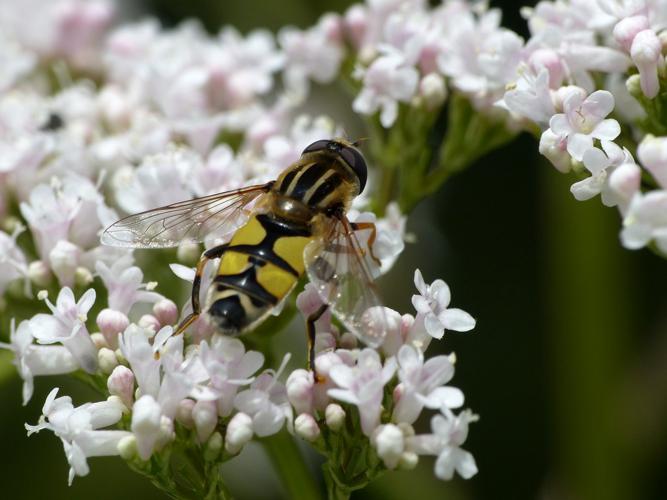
[271,139,368,215]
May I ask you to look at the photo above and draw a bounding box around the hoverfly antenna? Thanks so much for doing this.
[352,137,368,147]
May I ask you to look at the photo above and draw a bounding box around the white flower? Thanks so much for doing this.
[196,335,264,417]
[0,227,28,295]
[638,136,667,189]
[620,190,667,253]
[0,319,78,404]
[548,90,621,161]
[114,148,200,214]
[501,67,555,127]
[96,256,163,315]
[328,349,396,436]
[411,270,476,340]
[26,388,130,485]
[374,423,404,469]
[438,6,524,109]
[570,140,636,208]
[353,51,419,127]
[393,345,463,424]
[29,287,98,373]
[234,354,293,437]
[407,409,479,481]
[279,15,344,98]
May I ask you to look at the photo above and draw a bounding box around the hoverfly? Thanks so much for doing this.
[101,138,387,371]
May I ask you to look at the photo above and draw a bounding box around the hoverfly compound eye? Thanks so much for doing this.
[302,139,331,155]
[340,146,367,193]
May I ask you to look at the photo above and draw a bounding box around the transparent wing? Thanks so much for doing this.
[304,215,388,348]
[101,184,270,248]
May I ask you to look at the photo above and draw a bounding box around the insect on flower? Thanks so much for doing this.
[101,139,388,371]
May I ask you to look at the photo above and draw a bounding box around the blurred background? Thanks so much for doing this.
[1,1,667,499]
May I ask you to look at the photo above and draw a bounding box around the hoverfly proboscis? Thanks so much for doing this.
[101,138,388,372]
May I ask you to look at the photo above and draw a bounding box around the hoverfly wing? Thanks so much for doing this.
[101,183,271,248]
[304,214,388,348]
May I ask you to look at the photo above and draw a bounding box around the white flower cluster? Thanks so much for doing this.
[0,0,481,491]
[2,268,477,485]
[498,0,667,254]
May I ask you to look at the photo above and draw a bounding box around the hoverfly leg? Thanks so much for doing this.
[174,244,228,336]
[306,303,329,383]
[349,221,380,266]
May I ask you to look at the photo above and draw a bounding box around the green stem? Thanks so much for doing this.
[262,431,323,500]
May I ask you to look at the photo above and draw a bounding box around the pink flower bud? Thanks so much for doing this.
[107,365,135,409]
[286,369,314,415]
[344,5,367,49]
[96,309,129,349]
[153,299,178,327]
[193,400,218,443]
[295,413,320,441]
[225,412,253,454]
[319,13,343,43]
[631,29,663,99]
[138,314,160,333]
[613,16,650,52]
[528,48,565,88]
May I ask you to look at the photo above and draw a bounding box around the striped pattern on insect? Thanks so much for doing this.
[101,139,388,370]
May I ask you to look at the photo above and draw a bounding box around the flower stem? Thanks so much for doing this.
[262,431,323,500]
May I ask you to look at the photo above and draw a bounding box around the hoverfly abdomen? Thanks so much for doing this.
[206,213,314,334]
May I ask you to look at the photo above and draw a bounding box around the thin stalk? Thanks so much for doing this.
[262,431,323,500]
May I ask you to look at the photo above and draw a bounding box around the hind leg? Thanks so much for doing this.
[306,304,328,380]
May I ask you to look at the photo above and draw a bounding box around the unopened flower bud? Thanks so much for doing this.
[399,451,419,470]
[176,398,195,428]
[157,415,175,450]
[204,431,223,461]
[339,331,357,350]
[107,395,127,413]
[295,413,320,441]
[28,261,51,287]
[132,395,162,460]
[107,365,135,409]
[97,309,129,349]
[609,162,641,204]
[539,129,571,173]
[177,241,201,265]
[138,314,160,333]
[74,266,94,287]
[638,136,667,189]
[325,403,345,431]
[613,15,650,52]
[225,412,253,454]
[528,48,565,88]
[286,369,314,415]
[193,400,218,443]
[49,240,81,286]
[631,29,663,99]
[153,299,178,327]
[344,4,367,49]
[626,74,642,98]
[419,73,447,110]
[117,435,137,460]
[98,347,119,374]
[374,424,404,469]
[90,332,108,349]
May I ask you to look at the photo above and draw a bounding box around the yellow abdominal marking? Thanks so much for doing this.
[219,251,250,275]
[273,236,311,274]
[256,263,297,298]
[229,216,267,246]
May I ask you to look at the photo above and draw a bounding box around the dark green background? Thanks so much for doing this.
[2,1,667,499]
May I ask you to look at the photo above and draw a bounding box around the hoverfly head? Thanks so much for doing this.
[301,138,368,194]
